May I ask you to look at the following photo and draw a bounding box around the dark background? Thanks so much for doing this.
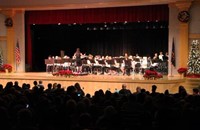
[31,22,168,71]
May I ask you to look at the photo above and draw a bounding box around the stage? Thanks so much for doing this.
[0,72,199,95]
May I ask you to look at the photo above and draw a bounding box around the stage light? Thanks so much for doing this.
[58,23,61,25]
[104,24,107,27]
[33,24,35,25]
[106,27,110,30]
[113,27,116,30]
[124,21,127,24]
[87,27,90,30]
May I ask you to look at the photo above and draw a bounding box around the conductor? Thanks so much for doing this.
[73,48,83,72]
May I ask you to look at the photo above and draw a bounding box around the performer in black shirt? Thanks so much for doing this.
[73,48,83,72]
[122,53,132,75]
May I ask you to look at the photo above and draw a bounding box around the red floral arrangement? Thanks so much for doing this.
[187,73,200,78]
[52,69,88,77]
[143,69,163,79]
[0,64,12,73]
[177,68,187,74]
[53,70,74,77]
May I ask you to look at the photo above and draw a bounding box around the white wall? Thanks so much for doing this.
[14,10,25,72]
[189,2,200,49]
[168,2,200,76]
[0,14,7,36]
[168,4,180,76]
[190,3,200,34]
[0,11,25,72]
[0,14,7,64]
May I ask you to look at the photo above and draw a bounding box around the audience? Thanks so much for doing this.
[119,84,131,96]
[150,85,159,97]
[134,86,141,94]
[0,81,199,130]
[193,88,199,95]
[74,82,85,97]
[38,80,44,89]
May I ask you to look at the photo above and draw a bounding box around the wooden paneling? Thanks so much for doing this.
[0,36,6,41]
[0,72,187,95]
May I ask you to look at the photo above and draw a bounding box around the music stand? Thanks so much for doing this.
[62,58,71,63]
[89,59,95,64]
[98,60,105,65]
[106,59,115,65]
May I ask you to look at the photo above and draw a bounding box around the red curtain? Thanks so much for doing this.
[25,5,169,69]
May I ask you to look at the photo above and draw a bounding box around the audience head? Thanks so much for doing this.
[14,81,19,86]
[47,83,52,89]
[193,88,199,95]
[33,81,37,86]
[53,83,57,89]
[78,113,92,129]
[38,80,42,84]
[152,85,157,92]
[17,108,33,126]
[164,89,169,95]
[75,82,81,90]
[122,84,127,89]
[0,84,3,91]
[136,86,141,94]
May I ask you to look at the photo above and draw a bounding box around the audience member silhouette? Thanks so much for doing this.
[150,85,159,97]
[119,84,131,96]
[0,81,199,130]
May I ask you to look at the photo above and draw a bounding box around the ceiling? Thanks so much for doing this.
[0,0,181,10]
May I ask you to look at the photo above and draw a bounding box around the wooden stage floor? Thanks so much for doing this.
[0,72,197,95]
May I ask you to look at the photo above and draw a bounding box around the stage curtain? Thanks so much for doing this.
[25,5,169,69]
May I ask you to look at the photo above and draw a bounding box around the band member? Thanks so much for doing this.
[163,52,169,61]
[152,53,159,63]
[121,53,132,75]
[158,51,164,61]
[135,53,140,59]
[73,48,83,72]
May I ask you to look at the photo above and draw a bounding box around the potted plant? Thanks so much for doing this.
[2,64,12,73]
[143,67,163,80]
[177,67,187,77]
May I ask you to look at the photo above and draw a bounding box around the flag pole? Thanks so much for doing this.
[15,47,17,73]
[170,63,173,77]
[15,40,17,73]
[15,58,17,73]
[15,39,21,73]
[169,37,175,77]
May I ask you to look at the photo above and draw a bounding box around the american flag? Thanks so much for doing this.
[15,40,21,65]
[171,38,176,67]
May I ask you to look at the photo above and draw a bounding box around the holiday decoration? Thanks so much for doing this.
[187,40,200,76]
[5,17,13,27]
[177,68,188,74]
[0,50,3,66]
[143,67,163,80]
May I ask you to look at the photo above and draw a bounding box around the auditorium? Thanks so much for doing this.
[0,1,200,129]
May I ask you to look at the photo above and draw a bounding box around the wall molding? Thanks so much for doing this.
[189,33,200,39]
[0,36,7,41]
